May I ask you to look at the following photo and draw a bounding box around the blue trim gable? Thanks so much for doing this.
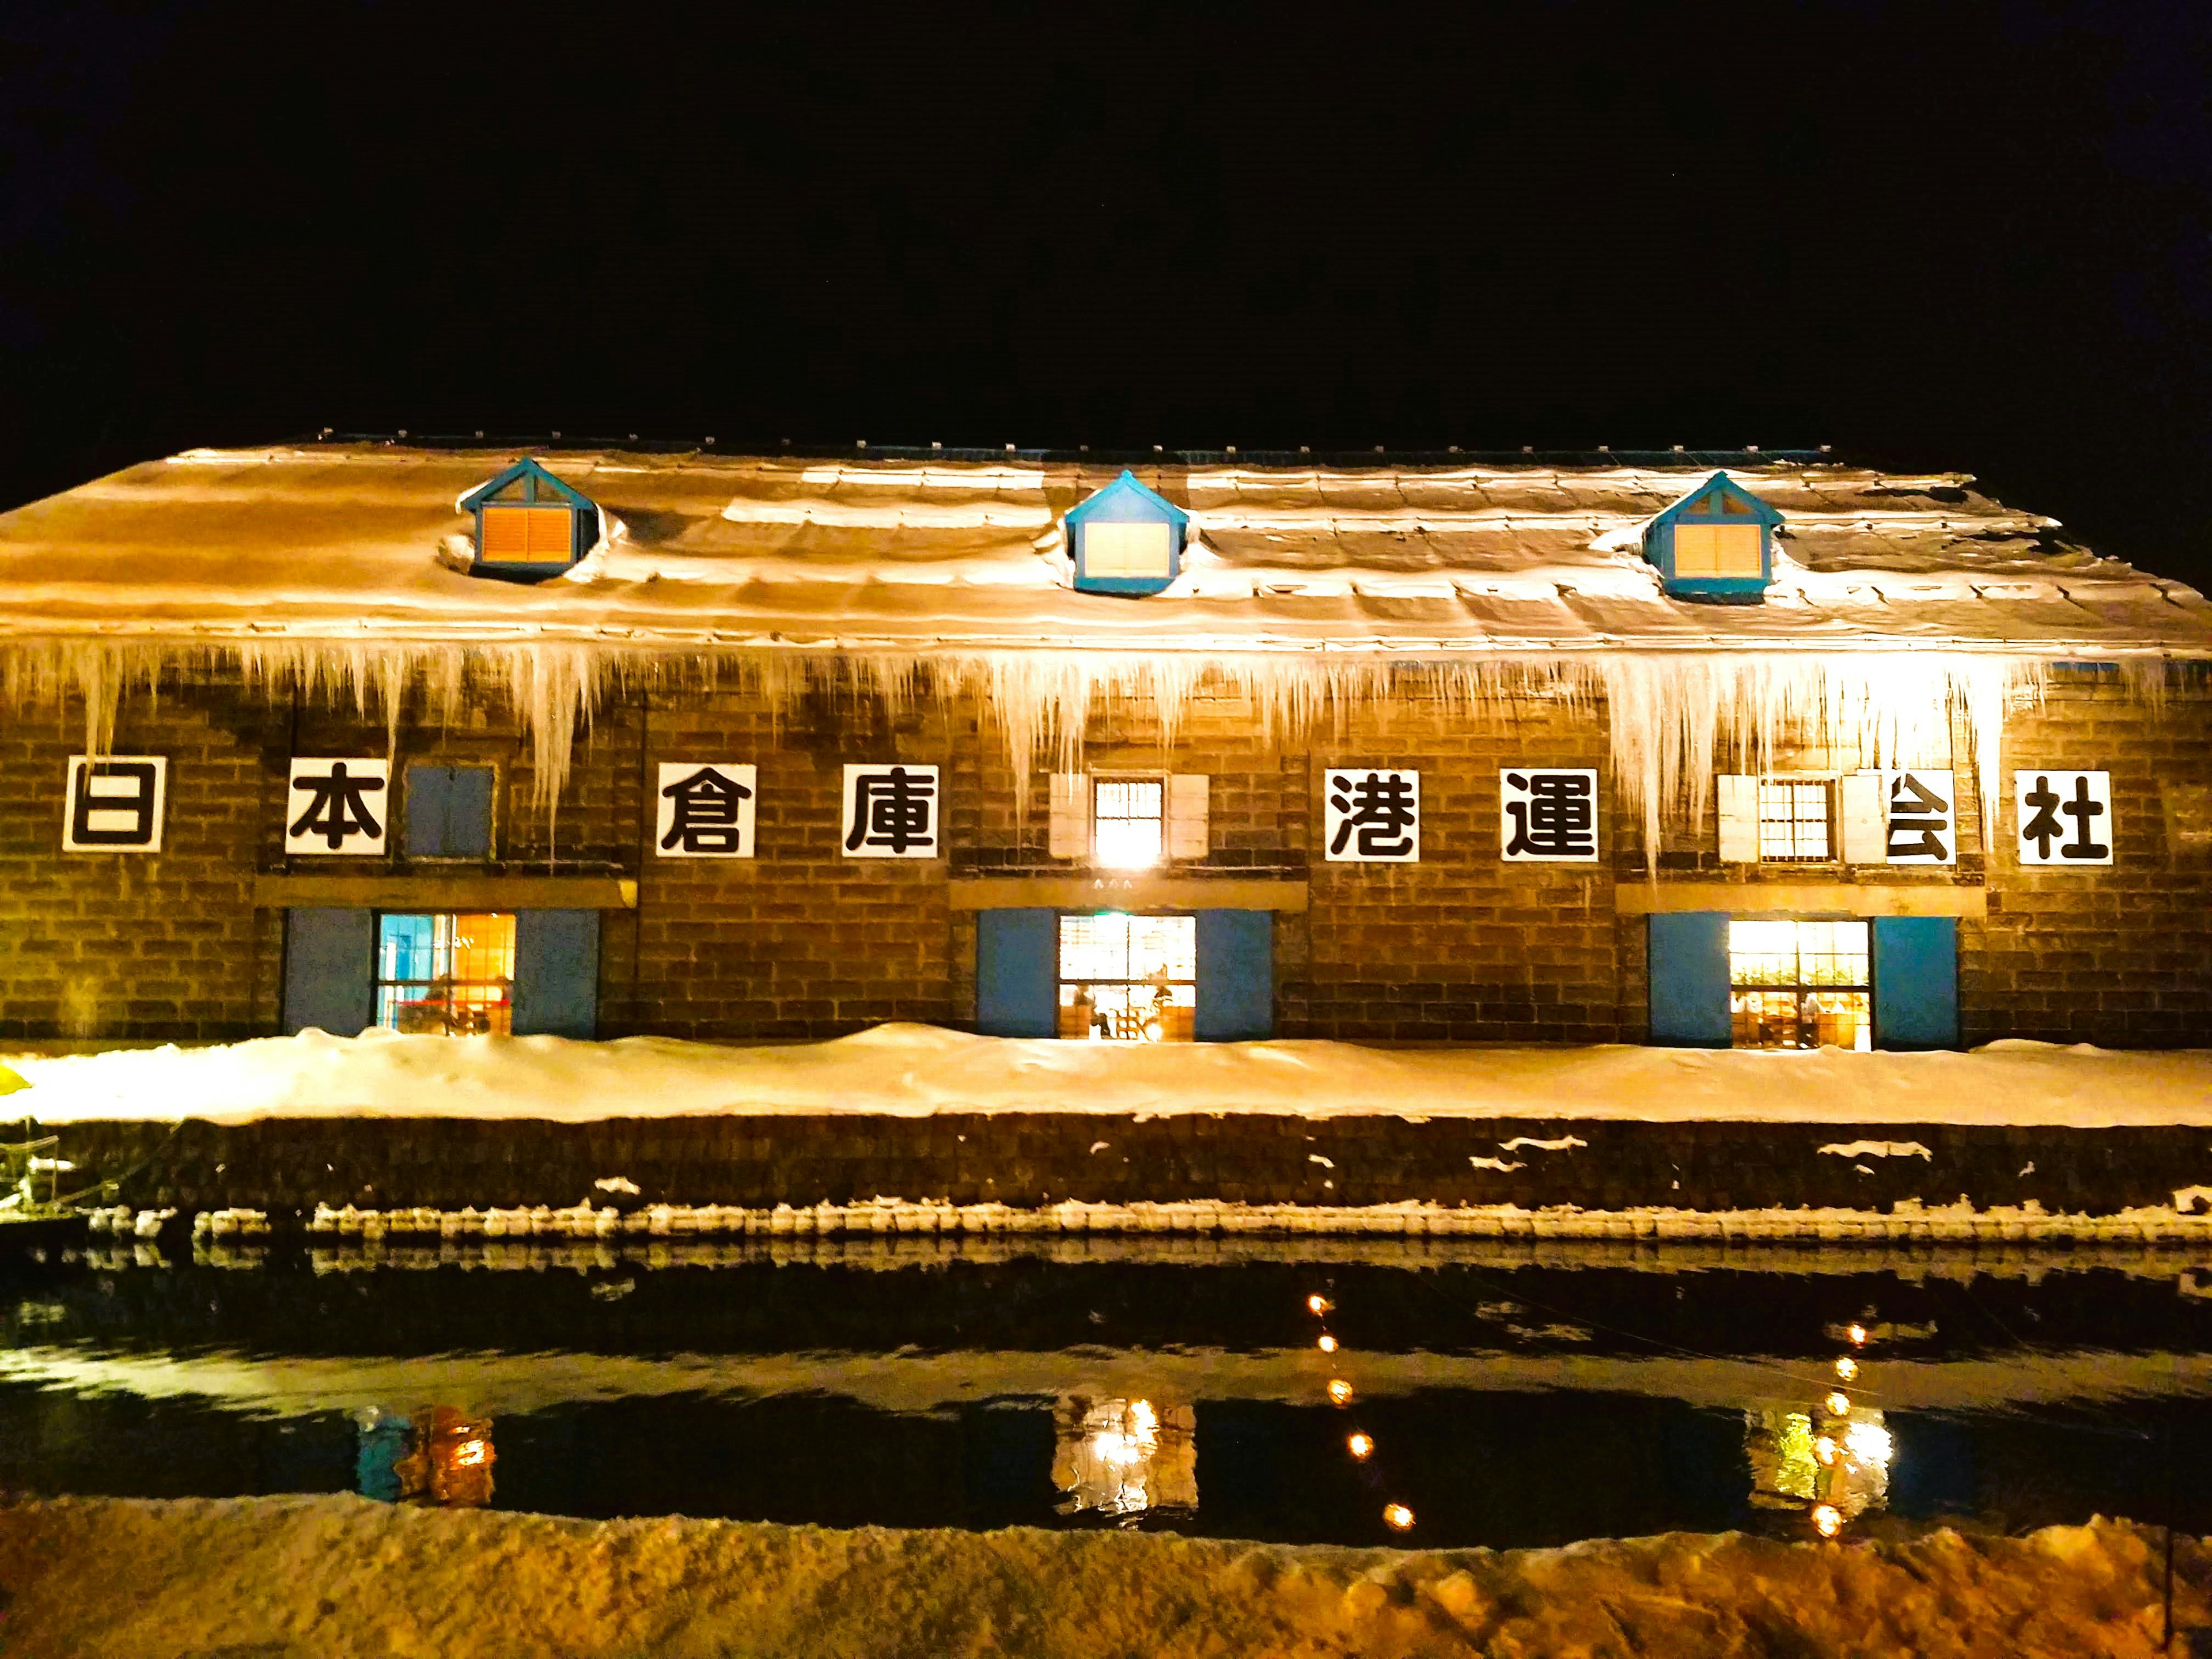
[458,457,601,584]
[1641,472,1782,603]
[1065,469,1188,597]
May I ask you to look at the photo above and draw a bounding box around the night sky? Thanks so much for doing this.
[4,2,2207,584]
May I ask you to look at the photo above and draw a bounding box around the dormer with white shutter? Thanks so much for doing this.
[1643,473,1781,602]
[1063,471,1188,596]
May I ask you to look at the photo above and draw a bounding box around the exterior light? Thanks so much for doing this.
[1834,1357,1858,1381]
[1383,1503,1415,1531]
[1812,1504,1842,1539]
[1824,1392,1851,1418]
[1307,1294,1332,1316]
[1847,1323,1869,1346]
[1327,1379,1354,1406]
[1317,1334,1338,1354]
[1347,1433,1374,1460]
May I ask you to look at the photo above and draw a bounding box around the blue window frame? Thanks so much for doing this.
[1063,471,1188,596]
[456,458,601,584]
[1642,472,1782,601]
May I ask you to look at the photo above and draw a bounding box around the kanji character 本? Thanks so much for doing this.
[660,766,754,854]
[846,766,937,854]
[1504,770,1596,858]
[1328,771,1418,858]
[288,760,385,850]
[2058,774,2108,860]
[1886,771,1952,861]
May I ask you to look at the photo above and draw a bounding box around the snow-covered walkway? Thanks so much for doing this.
[6,1022,2210,1127]
[0,1495,2198,1658]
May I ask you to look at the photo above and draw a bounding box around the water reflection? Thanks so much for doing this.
[357,1406,496,1508]
[1051,1396,1195,1519]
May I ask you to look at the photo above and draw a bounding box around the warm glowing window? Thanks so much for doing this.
[479,506,575,560]
[1094,779,1164,868]
[1672,522,1763,577]
[1058,912,1195,1041]
[1759,781,1832,862]
[375,912,516,1035]
[1729,920,1870,1050]
[1083,521,1173,578]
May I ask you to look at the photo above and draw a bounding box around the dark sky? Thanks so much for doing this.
[4,2,2209,582]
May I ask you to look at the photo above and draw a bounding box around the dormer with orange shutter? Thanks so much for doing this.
[457,458,600,584]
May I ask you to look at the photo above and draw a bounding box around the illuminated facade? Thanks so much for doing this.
[0,445,2207,1050]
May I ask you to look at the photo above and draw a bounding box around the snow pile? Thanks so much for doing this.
[9,1023,2212,1128]
[0,1495,2198,1658]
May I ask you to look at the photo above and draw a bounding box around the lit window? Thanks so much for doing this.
[1758,781,1832,862]
[1673,522,1764,577]
[1729,921,1870,1050]
[1082,521,1173,578]
[1058,912,1195,1041]
[375,913,516,1035]
[1093,779,1164,869]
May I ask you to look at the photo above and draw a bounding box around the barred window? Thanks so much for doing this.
[1093,779,1164,869]
[1057,912,1195,1042]
[1758,781,1832,862]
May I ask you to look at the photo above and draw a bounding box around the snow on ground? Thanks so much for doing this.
[0,1495,2199,1658]
[7,1022,2212,1127]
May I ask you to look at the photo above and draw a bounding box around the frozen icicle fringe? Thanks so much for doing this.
[0,637,2146,851]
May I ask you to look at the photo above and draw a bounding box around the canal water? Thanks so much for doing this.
[4,1237,2210,1549]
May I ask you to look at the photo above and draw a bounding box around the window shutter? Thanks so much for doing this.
[1873,917,1959,1050]
[512,910,601,1038]
[444,767,495,858]
[1715,775,1760,863]
[282,907,373,1036]
[1647,912,1732,1047]
[480,506,574,561]
[975,908,1058,1037]
[1166,774,1210,859]
[404,765,452,857]
[1838,774,1885,866]
[1048,774,1091,860]
[1195,910,1273,1040]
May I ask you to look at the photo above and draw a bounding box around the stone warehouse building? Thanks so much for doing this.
[0,444,2206,1052]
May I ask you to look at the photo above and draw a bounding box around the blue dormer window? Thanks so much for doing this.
[1065,470,1188,596]
[1642,472,1782,602]
[457,459,600,584]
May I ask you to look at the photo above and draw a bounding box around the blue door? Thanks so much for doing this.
[975,908,1058,1037]
[1195,910,1274,1041]
[283,908,374,1036]
[513,910,601,1038]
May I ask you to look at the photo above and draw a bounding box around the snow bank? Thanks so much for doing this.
[9,1023,2212,1128]
[0,1495,2199,1658]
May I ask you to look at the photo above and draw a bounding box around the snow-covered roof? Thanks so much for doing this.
[1,444,2206,660]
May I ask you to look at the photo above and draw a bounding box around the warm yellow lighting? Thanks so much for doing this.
[1824,1392,1851,1417]
[1812,1503,1843,1539]
[1347,1433,1374,1460]
[1834,1357,1858,1381]
[1847,1323,1869,1346]
[1813,1436,1838,1467]
[452,1437,488,1468]
[1843,1421,1894,1467]
[1327,1379,1354,1406]
[1307,1294,1332,1316]
[1317,1334,1338,1354]
[1383,1503,1415,1531]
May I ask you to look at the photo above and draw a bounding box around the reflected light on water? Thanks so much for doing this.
[1317,1334,1338,1354]
[1306,1295,1332,1316]
[1824,1391,1852,1417]
[1347,1432,1374,1460]
[1834,1357,1858,1381]
[1383,1503,1415,1531]
[1812,1503,1843,1538]
[1327,1379,1354,1406]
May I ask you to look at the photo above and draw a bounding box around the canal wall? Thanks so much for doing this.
[39,1110,2212,1225]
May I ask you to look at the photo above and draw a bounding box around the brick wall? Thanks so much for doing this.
[0,662,2205,1047]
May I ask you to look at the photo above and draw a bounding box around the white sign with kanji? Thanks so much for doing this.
[841,763,940,858]
[655,762,757,857]
[1324,768,1420,862]
[63,756,168,853]
[1500,767,1599,861]
[2014,769,2113,866]
[284,757,391,855]
[1883,768,1956,865]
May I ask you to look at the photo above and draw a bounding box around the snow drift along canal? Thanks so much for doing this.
[7,1022,2212,1127]
[0,1497,2202,1659]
